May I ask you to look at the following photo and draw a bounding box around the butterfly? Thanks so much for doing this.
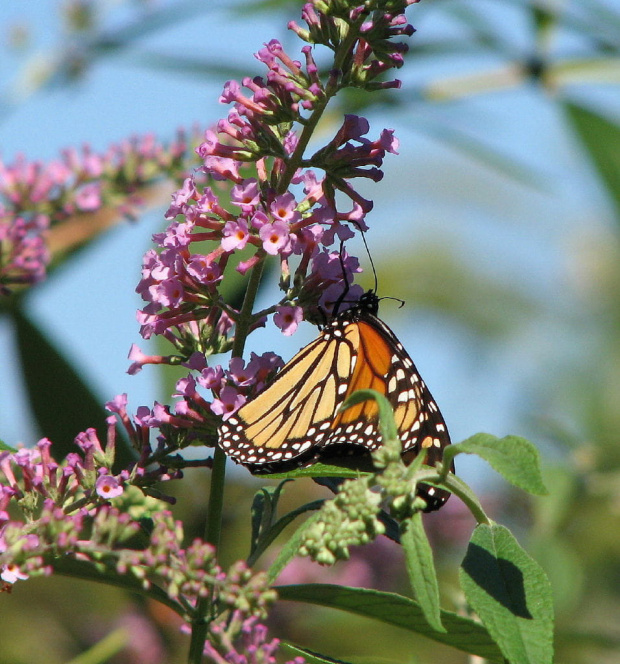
[218,290,452,511]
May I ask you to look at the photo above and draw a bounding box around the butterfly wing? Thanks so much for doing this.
[217,295,452,510]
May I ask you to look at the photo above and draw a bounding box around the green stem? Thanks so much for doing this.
[187,257,267,663]
[418,470,492,526]
[277,23,361,195]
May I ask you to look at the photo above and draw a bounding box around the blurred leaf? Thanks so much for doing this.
[84,1,213,58]
[401,511,445,633]
[460,524,554,664]
[280,643,353,664]
[65,628,128,664]
[11,305,134,467]
[380,242,538,339]
[136,53,251,81]
[235,0,304,14]
[444,433,548,496]
[564,100,620,222]
[529,534,584,618]
[53,556,182,614]
[444,3,515,54]
[550,57,620,85]
[276,584,505,662]
[0,440,18,452]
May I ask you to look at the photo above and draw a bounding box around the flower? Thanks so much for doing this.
[1,564,29,584]
[274,305,303,336]
[210,386,246,420]
[95,475,124,500]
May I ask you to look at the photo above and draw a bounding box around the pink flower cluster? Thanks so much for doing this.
[131,4,414,427]
[0,210,49,294]
[203,612,306,664]
[0,129,201,295]
[0,406,187,584]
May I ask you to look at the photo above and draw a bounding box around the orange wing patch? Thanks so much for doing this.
[333,321,392,427]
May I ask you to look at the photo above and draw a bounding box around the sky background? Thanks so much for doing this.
[1,0,618,490]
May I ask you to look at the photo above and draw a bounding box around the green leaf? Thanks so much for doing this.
[250,480,292,558]
[11,306,135,468]
[401,511,445,633]
[248,498,324,568]
[52,556,183,616]
[0,440,17,453]
[257,462,367,480]
[280,642,353,664]
[442,433,547,495]
[65,629,129,664]
[267,512,322,584]
[276,584,505,662]
[564,101,620,222]
[459,524,554,664]
[341,389,397,442]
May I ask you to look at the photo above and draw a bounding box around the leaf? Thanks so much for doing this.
[248,498,324,568]
[53,556,183,615]
[280,642,353,664]
[564,101,620,222]
[266,512,322,584]
[401,512,445,633]
[257,462,367,480]
[65,629,128,664]
[460,524,554,664]
[276,584,505,662]
[250,480,292,558]
[418,119,546,190]
[0,440,17,453]
[11,306,135,468]
[341,389,398,442]
[442,433,547,495]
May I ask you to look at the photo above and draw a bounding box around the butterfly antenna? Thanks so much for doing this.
[333,239,350,316]
[358,228,378,294]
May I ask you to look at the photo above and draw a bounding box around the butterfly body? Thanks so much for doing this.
[218,291,452,510]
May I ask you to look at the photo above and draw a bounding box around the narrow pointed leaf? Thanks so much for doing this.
[11,307,135,468]
[460,524,554,664]
[401,511,445,632]
[248,499,324,568]
[276,584,504,662]
[280,642,353,664]
[65,628,128,664]
[564,101,620,222]
[342,389,397,441]
[267,511,322,584]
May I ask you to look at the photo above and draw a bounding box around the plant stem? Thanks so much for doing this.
[187,257,267,663]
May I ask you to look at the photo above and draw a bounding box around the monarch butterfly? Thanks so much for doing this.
[218,290,452,511]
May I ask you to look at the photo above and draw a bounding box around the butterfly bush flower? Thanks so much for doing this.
[203,612,306,664]
[131,1,417,438]
[0,130,202,295]
[0,210,49,294]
